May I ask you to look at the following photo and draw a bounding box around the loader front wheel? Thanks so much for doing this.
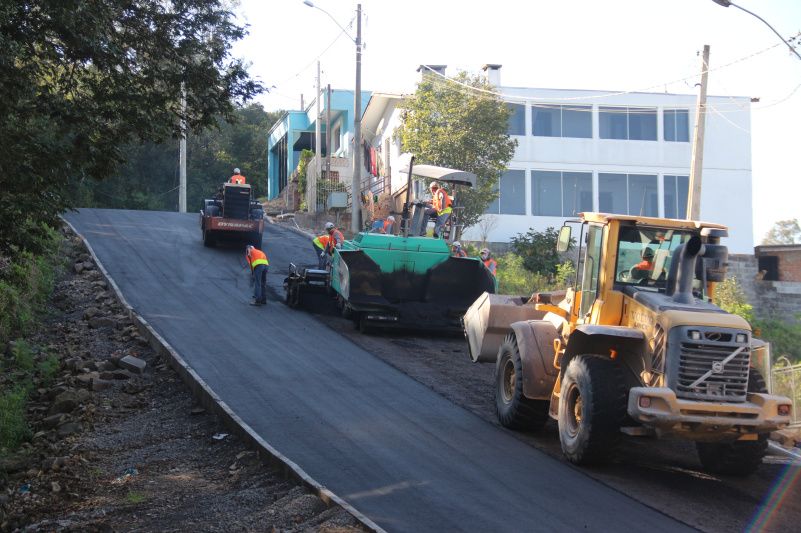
[558,355,627,465]
[695,367,769,476]
[494,334,549,431]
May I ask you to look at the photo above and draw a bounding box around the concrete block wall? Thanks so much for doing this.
[728,254,801,321]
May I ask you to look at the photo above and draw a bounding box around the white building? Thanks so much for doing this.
[361,65,753,253]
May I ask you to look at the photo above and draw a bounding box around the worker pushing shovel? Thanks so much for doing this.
[245,245,269,305]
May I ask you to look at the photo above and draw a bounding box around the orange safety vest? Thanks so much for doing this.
[382,219,394,234]
[325,229,344,254]
[246,248,269,270]
[432,188,452,215]
[313,234,330,249]
[634,259,653,271]
[230,174,246,185]
[483,258,498,276]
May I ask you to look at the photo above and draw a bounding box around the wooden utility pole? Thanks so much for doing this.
[179,83,187,213]
[326,84,332,182]
[687,45,710,221]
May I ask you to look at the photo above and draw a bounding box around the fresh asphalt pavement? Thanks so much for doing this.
[66,209,691,532]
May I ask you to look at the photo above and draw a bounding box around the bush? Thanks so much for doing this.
[510,227,572,276]
[0,385,31,450]
[496,254,553,296]
[754,318,801,364]
[714,277,754,322]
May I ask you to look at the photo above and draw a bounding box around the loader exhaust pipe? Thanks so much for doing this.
[667,235,705,304]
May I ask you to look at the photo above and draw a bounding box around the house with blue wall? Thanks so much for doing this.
[267,89,371,199]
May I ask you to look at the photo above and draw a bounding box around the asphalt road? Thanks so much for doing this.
[66,209,690,532]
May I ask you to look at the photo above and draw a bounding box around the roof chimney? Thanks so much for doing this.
[482,64,502,87]
[417,64,447,82]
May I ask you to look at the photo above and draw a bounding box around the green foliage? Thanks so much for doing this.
[510,227,570,276]
[762,218,801,245]
[38,353,60,387]
[11,340,35,373]
[714,277,754,323]
[496,253,559,296]
[397,71,517,229]
[79,104,282,212]
[0,385,31,450]
[125,491,147,504]
[295,149,315,210]
[0,0,262,251]
[0,226,60,344]
[555,261,576,287]
[754,318,801,363]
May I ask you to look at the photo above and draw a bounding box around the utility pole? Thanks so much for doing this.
[687,45,709,221]
[179,83,187,213]
[351,3,362,234]
[314,60,322,214]
[326,84,332,182]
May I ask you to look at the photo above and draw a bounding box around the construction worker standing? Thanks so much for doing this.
[480,248,497,278]
[370,215,396,234]
[312,234,331,269]
[451,241,467,258]
[230,167,247,185]
[423,181,452,238]
[324,222,344,256]
[246,245,269,305]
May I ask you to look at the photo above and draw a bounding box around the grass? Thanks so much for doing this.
[0,385,32,450]
[125,491,147,504]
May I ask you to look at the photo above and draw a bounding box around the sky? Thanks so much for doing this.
[232,0,801,246]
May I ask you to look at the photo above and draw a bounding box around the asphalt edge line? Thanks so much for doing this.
[62,216,385,533]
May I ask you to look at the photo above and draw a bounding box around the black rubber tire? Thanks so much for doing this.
[695,367,769,476]
[494,334,550,431]
[358,314,373,334]
[202,229,215,248]
[284,280,301,308]
[558,355,627,465]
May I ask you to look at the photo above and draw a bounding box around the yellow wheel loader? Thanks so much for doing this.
[463,213,793,475]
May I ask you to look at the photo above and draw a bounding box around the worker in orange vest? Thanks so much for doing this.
[230,167,246,185]
[324,222,345,256]
[245,245,269,305]
[423,182,453,238]
[370,215,396,234]
[480,248,497,278]
[312,234,331,269]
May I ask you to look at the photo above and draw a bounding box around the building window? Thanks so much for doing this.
[664,175,689,218]
[532,105,592,138]
[599,107,657,141]
[664,109,690,142]
[507,103,525,136]
[332,124,341,152]
[598,173,658,216]
[531,170,593,216]
[487,170,526,215]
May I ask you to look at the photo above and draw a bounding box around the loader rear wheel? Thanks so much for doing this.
[203,229,215,248]
[695,367,769,476]
[494,334,549,431]
[558,355,627,465]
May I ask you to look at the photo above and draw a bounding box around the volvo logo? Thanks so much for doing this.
[712,361,725,374]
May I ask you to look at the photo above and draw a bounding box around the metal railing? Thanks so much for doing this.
[771,356,801,427]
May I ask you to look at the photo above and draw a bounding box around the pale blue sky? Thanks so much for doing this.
[234,0,800,245]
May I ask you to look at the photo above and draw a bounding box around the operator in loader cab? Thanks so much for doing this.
[630,247,655,281]
[230,167,246,185]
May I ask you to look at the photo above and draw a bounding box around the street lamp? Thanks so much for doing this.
[304,1,363,234]
[711,0,801,61]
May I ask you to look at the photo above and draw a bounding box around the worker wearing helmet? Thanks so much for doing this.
[245,244,269,305]
[324,222,345,256]
[370,215,396,234]
[312,233,331,269]
[451,241,467,258]
[630,247,656,281]
[480,248,497,277]
[422,181,452,238]
[230,168,246,185]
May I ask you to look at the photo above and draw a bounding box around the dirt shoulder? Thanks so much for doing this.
[0,229,360,532]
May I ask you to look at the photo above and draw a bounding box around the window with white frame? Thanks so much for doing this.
[332,123,341,152]
[664,175,689,218]
[664,109,690,142]
[507,103,526,136]
[486,170,526,215]
[599,107,657,141]
[531,171,593,216]
[532,105,592,138]
[598,173,658,216]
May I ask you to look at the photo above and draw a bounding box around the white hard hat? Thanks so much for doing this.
[246,244,254,251]
[387,216,395,222]
[480,248,490,255]
[325,222,335,230]
[429,181,439,189]
[234,168,241,174]
[452,241,461,247]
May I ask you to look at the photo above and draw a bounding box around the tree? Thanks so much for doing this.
[763,219,801,245]
[0,0,261,252]
[511,227,567,275]
[396,71,517,229]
